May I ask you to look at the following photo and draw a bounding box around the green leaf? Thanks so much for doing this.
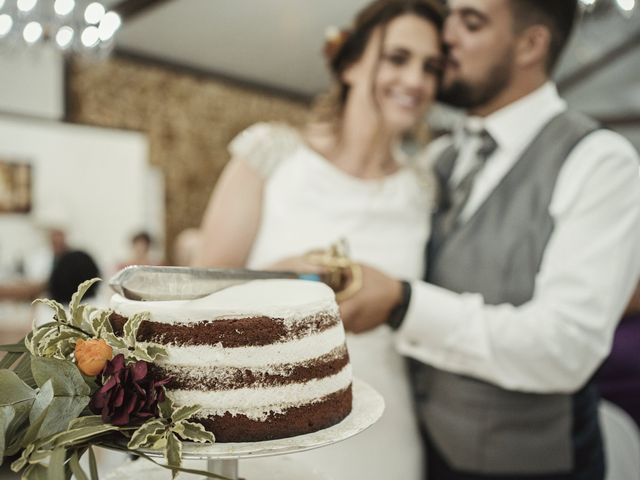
[68,449,89,480]
[21,463,49,480]
[5,398,32,449]
[123,312,148,348]
[0,351,22,369]
[72,304,90,330]
[29,380,54,424]
[20,406,50,450]
[10,442,34,472]
[47,424,121,449]
[87,309,113,337]
[36,397,90,440]
[158,393,174,420]
[33,328,60,357]
[0,341,28,353]
[102,332,127,350]
[166,433,183,479]
[0,370,36,407]
[25,326,51,356]
[32,299,68,324]
[148,433,168,450]
[31,357,90,396]
[127,419,167,450]
[146,344,168,358]
[68,415,104,430]
[54,338,79,360]
[0,405,16,463]
[174,420,215,444]
[13,353,36,389]
[48,447,68,480]
[25,448,53,464]
[129,346,154,362]
[88,446,98,480]
[128,344,167,362]
[40,328,83,359]
[130,344,167,363]
[69,278,101,327]
[171,404,201,423]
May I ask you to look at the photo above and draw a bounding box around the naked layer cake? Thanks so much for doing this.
[109,279,352,442]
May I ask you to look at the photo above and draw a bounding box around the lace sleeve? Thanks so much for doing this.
[228,122,301,178]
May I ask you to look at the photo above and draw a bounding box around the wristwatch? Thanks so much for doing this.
[387,280,412,330]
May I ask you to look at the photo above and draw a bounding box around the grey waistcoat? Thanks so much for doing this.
[418,111,600,475]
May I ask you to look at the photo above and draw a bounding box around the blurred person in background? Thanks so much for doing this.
[193,1,445,478]
[0,211,100,323]
[115,231,162,271]
[0,225,68,302]
[595,280,640,427]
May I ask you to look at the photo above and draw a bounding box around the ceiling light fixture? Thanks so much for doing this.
[615,0,636,11]
[0,0,121,59]
[54,0,75,17]
[578,0,637,14]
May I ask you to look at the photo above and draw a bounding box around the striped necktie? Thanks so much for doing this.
[437,129,498,238]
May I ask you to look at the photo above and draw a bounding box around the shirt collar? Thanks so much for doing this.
[459,82,567,154]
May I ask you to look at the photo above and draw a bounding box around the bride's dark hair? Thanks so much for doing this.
[311,0,445,134]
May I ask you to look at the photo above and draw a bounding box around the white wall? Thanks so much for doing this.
[0,46,64,120]
[0,115,151,279]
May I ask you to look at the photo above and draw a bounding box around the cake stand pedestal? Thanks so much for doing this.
[104,379,384,480]
[206,459,238,479]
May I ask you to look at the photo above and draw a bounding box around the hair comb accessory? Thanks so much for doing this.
[323,25,351,62]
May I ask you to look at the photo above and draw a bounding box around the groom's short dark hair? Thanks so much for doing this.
[509,0,578,73]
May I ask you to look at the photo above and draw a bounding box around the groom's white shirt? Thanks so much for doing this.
[397,82,640,393]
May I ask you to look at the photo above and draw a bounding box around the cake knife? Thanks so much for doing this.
[109,265,322,301]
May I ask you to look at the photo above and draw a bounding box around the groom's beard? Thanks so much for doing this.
[437,51,514,110]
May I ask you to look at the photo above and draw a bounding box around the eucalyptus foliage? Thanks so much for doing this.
[0,279,224,479]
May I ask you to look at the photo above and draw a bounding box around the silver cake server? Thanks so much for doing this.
[109,265,321,301]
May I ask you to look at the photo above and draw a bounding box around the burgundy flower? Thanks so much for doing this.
[89,354,171,426]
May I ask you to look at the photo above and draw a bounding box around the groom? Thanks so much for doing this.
[339,0,640,479]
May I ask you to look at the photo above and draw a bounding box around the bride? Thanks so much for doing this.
[194,1,444,478]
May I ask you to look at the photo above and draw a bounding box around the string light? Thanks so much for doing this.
[54,0,75,16]
[578,0,637,13]
[0,13,13,37]
[0,0,121,58]
[616,0,635,11]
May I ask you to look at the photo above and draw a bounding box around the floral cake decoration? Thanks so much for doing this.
[0,279,229,479]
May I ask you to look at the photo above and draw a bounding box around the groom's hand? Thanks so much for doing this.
[339,264,402,333]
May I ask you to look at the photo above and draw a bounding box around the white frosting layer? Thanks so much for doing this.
[168,365,352,421]
[159,346,346,381]
[111,279,337,324]
[152,324,346,368]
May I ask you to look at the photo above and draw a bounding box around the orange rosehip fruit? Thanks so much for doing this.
[75,338,114,376]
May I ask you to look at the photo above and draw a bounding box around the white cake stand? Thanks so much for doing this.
[104,379,383,479]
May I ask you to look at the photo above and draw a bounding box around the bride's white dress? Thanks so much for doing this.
[231,123,433,480]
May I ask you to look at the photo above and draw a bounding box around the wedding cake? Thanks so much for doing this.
[109,279,352,442]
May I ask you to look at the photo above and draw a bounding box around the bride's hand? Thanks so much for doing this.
[267,256,327,274]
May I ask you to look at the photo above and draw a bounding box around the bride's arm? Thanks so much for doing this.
[192,157,263,268]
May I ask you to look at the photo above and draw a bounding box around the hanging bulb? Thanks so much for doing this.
[81,25,99,47]
[54,0,75,16]
[23,21,43,43]
[56,26,74,48]
[616,0,635,11]
[0,14,12,37]
[98,11,121,41]
[17,0,37,13]
[84,2,106,25]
